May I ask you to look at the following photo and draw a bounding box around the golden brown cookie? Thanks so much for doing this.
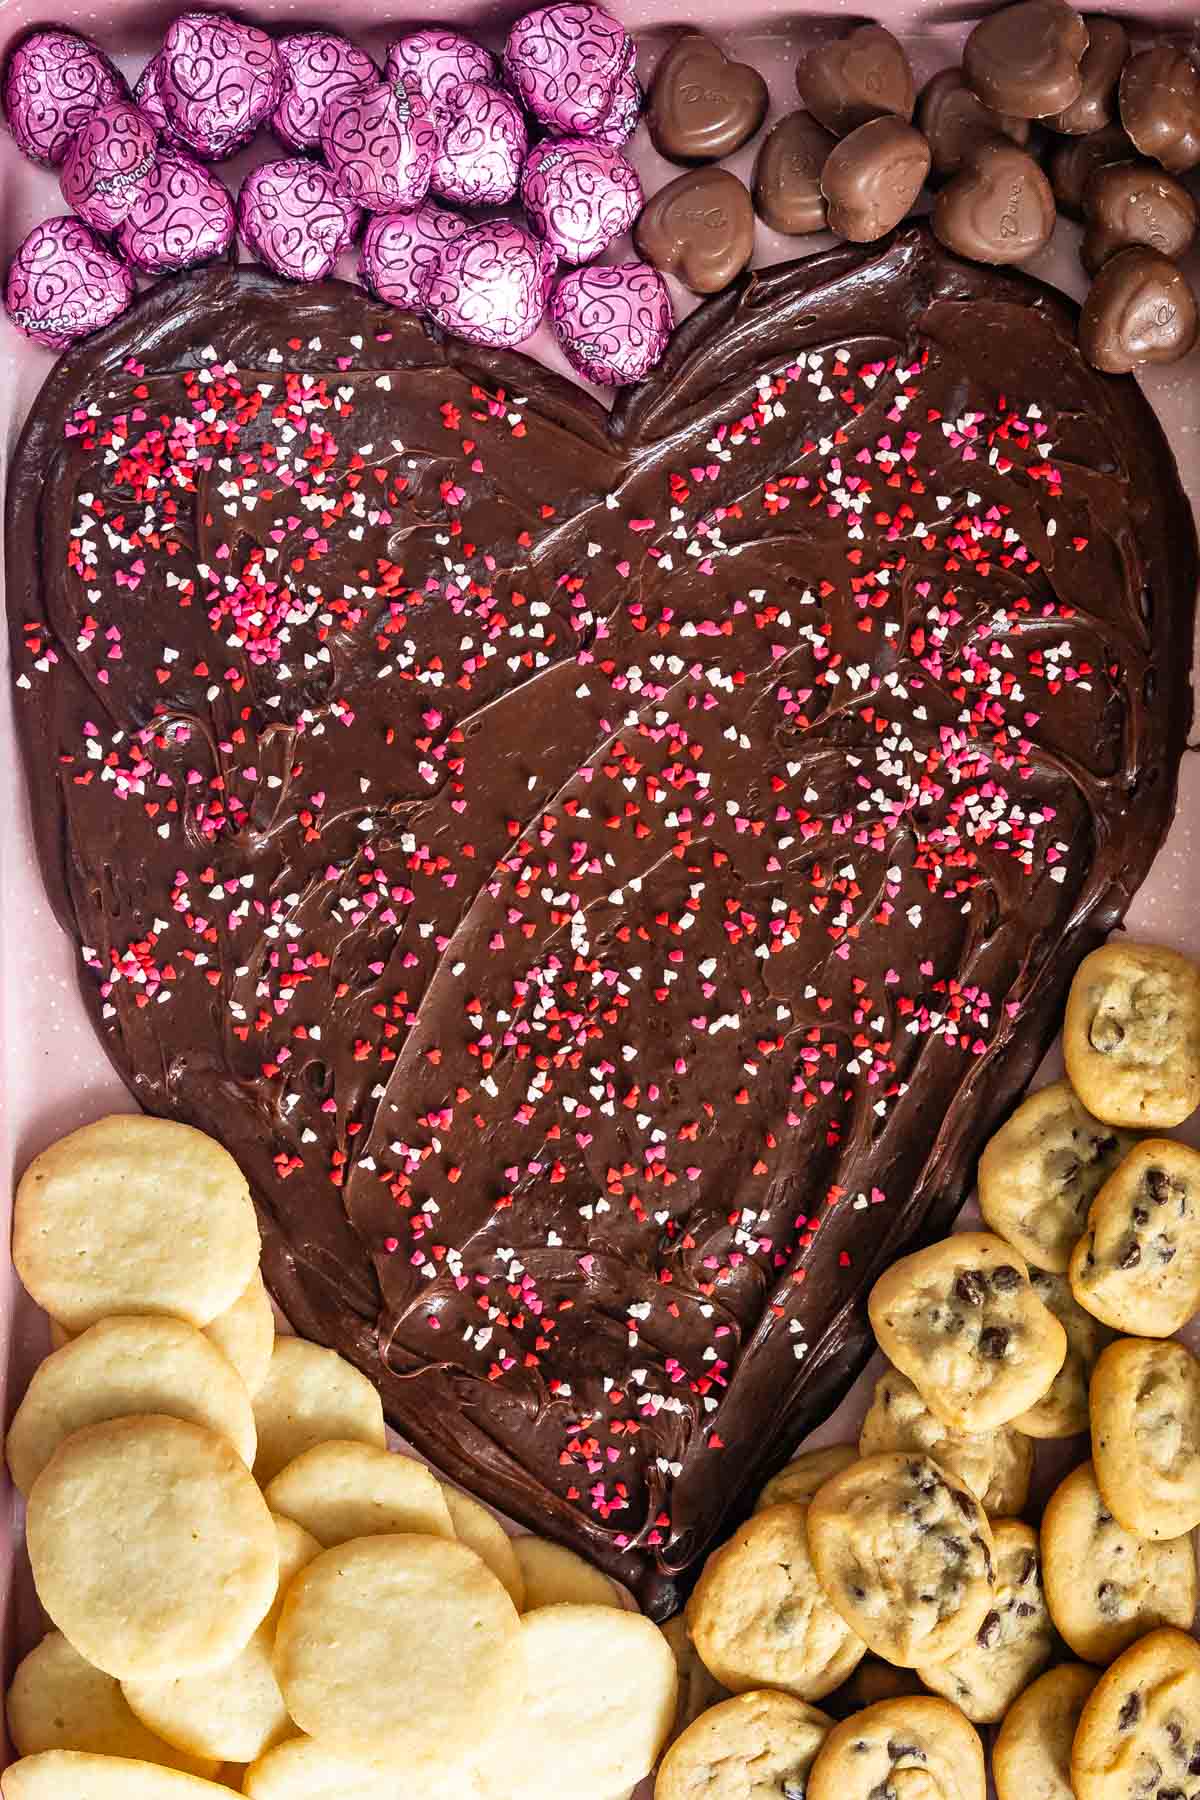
[689,1503,865,1702]
[1090,1334,1200,1538]
[868,1233,1067,1431]
[858,1364,1033,1514]
[659,1615,729,1747]
[1040,1460,1196,1664]
[916,1521,1054,1724]
[755,1445,858,1511]
[1012,1269,1113,1438]
[1071,1628,1200,1800]
[1064,940,1200,1128]
[1069,1138,1200,1334]
[993,1663,1099,1800]
[808,1697,985,1800]
[807,1453,995,1668]
[655,1689,831,1800]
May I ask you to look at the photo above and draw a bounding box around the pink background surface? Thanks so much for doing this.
[3,0,1200,1711]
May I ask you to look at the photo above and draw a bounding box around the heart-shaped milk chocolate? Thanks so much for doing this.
[1080,160,1197,276]
[1080,243,1200,370]
[9,232,1192,1610]
[634,166,754,292]
[796,24,915,137]
[647,31,768,165]
[1120,47,1200,175]
[933,138,1056,262]
[963,0,1089,119]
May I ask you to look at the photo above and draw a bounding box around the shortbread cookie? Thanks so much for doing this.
[1069,1138,1200,1334]
[916,1521,1054,1724]
[868,1234,1067,1431]
[659,1616,729,1745]
[1013,1270,1114,1438]
[513,1536,621,1610]
[275,1534,519,1772]
[204,1273,274,1397]
[441,1485,524,1609]
[1064,940,1200,1128]
[1091,1335,1200,1538]
[978,1081,1134,1273]
[487,1605,677,1800]
[242,1738,420,1799]
[807,1453,996,1668]
[27,1414,278,1682]
[656,1689,831,1800]
[6,1633,219,1778]
[0,1752,231,1798]
[808,1698,986,1800]
[122,1516,320,1765]
[264,1441,453,1548]
[1071,1628,1200,1800]
[251,1336,385,1486]
[993,1663,1099,1800]
[14,1116,260,1332]
[755,1444,858,1511]
[1040,1460,1196,1663]
[6,1316,257,1494]
[689,1503,866,1702]
[858,1364,1033,1514]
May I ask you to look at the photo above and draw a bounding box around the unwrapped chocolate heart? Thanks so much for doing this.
[633,165,754,292]
[963,0,1089,119]
[933,138,1056,263]
[796,24,915,137]
[647,32,768,165]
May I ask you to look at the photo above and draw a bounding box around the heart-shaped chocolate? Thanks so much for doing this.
[821,116,930,242]
[918,67,1030,179]
[1044,14,1128,135]
[1080,160,1198,276]
[933,138,1056,262]
[647,31,768,165]
[796,24,915,137]
[9,230,1193,1610]
[634,166,754,292]
[1120,47,1200,175]
[963,0,1089,119]
[1080,244,1200,370]
[753,110,836,235]
[1048,122,1135,218]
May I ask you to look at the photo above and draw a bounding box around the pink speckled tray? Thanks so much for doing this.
[4,0,1200,1719]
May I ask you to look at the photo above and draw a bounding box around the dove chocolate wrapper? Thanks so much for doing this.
[4,214,132,347]
[423,216,556,347]
[1080,160,1197,276]
[272,31,379,154]
[587,68,643,148]
[1079,244,1199,371]
[548,259,673,386]
[320,75,439,213]
[237,158,362,283]
[647,32,768,165]
[521,136,642,264]
[634,165,754,293]
[963,0,1089,119]
[1,27,127,167]
[1120,47,1200,175]
[114,148,236,273]
[933,138,1055,263]
[1044,14,1128,135]
[157,10,283,160]
[1048,122,1134,218]
[917,68,1029,179]
[358,201,469,312]
[385,27,497,113]
[503,3,633,135]
[752,110,835,235]
[58,99,157,234]
[430,80,527,208]
[795,24,915,137]
[821,115,931,244]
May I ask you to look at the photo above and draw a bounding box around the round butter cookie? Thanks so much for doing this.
[264,1441,453,1547]
[27,1414,277,1682]
[0,1751,233,1798]
[251,1335,385,1485]
[204,1272,274,1397]
[440,1484,524,1609]
[513,1535,622,1609]
[14,1116,259,1332]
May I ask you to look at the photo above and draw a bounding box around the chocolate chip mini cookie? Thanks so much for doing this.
[807,1453,995,1668]
[1072,1628,1200,1800]
[992,1663,1099,1800]
[978,1081,1135,1273]
[1064,941,1200,1128]
[1040,1460,1197,1664]
[689,1503,866,1702]
[1013,1270,1114,1438]
[859,1365,1033,1515]
[1091,1335,1200,1538]
[916,1521,1054,1724]
[868,1234,1067,1431]
[808,1697,986,1800]
[1068,1139,1200,1335]
[659,1616,729,1747]
[655,1689,831,1800]
[756,1445,858,1512]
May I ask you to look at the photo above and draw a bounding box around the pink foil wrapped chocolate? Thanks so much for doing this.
[238,158,361,282]
[272,31,378,153]
[2,29,127,168]
[431,80,527,206]
[520,134,641,263]
[158,12,283,160]
[587,69,643,147]
[60,100,158,233]
[321,76,439,213]
[359,202,469,311]
[385,29,496,114]
[133,54,170,132]
[549,260,672,385]
[424,218,556,347]
[503,4,633,135]
[5,216,133,349]
[115,149,236,273]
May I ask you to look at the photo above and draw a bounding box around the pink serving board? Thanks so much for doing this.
[4,0,1200,1714]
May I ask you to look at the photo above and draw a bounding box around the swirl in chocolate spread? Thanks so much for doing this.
[6,228,1194,1611]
